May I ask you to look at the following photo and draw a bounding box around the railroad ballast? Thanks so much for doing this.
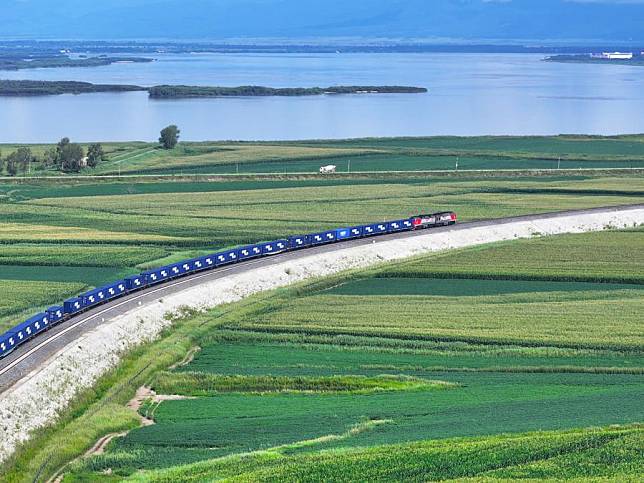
[0,211,456,359]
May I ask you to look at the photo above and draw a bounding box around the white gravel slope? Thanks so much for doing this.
[0,207,643,463]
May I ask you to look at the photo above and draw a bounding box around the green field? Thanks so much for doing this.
[39,227,642,482]
[0,136,642,481]
[2,134,644,177]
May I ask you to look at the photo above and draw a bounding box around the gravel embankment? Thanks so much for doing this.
[0,207,642,464]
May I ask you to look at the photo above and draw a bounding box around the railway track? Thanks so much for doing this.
[1,204,642,392]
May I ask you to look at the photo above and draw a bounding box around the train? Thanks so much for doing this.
[0,211,456,359]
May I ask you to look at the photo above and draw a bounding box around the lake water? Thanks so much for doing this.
[2,53,644,142]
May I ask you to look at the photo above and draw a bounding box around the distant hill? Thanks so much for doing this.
[1,0,644,43]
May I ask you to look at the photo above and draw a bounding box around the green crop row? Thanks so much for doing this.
[121,425,643,482]
[151,371,451,396]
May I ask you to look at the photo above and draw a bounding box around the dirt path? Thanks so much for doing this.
[169,346,201,370]
[85,431,128,457]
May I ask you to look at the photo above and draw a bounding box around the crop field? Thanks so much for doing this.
[0,136,642,481]
[382,228,644,284]
[55,227,644,481]
[2,134,644,177]
[120,425,643,482]
[0,280,86,332]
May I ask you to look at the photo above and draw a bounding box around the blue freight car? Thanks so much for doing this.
[238,244,263,261]
[3,313,50,354]
[310,230,337,245]
[125,274,146,291]
[387,219,408,232]
[82,281,127,307]
[63,297,84,315]
[142,266,171,286]
[363,222,388,236]
[215,249,239,266]
[261,239,288,255]
[0,330,16,357]
[336,226,363,240]
[288,235,311,250]
[189,254,215,272]
[166,261,192,278]
[47,306,64,324]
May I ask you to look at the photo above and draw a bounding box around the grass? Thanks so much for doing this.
[0,279,86,332]
[2,135,644,178]
[0,245,168,268]
[119,425,643,482]
[234,290,644,350]
[92,144,378,176]
[382,228,644,284]
[4,135,644,177]
[150,371,451,396]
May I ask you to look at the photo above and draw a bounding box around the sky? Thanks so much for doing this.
[1,0,644,43]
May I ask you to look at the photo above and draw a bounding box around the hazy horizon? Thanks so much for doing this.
[2,0,644,43]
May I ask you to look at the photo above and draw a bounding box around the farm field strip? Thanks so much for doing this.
[3,135,644,177]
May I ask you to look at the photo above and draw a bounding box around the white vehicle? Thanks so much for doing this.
[319,165,337,174]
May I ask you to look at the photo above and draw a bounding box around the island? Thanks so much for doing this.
[147,85,428,98]
[0,55,154,71]
[544,54,644,67]
[0,80,146,96]
[0,81,428,97]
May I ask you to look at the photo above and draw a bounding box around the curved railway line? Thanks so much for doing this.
[1,204,642,393]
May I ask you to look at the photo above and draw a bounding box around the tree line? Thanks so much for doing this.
[0,138,106,176]
[1,125,180,176]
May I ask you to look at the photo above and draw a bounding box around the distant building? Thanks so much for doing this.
[591,52,633,60]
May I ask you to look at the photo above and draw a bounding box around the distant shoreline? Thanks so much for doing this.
[544,54,644,67]
[0,80,427,97]
[0,55,153,71]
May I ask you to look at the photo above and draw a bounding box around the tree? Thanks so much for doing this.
[52,137,84,172]
[43,147,57,167]
[86,143,105,168]
[5,147,33,175]
[59,143,85,172]
[55,137,70,167]
[0,150,3,174]
[159,125,180,149]
[6,157,17,176]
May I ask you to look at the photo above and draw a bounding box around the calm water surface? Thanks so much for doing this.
[1,53,643,142]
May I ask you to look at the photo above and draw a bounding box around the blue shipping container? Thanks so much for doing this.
[336,226,363,240]
[143,266,171,285]
[363,223,388,236]
[125,274,145,291]
[104,280,127,300]
[310,230,337,245]
[215,249,239,266]
[261,239,288,255]
[201,254,216,270]
[238,244,263,261]
[47,306,64,323]
[386,220,407,232]
[0,329,17,357]
[288,235,311,250]
[63,297,83,315]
